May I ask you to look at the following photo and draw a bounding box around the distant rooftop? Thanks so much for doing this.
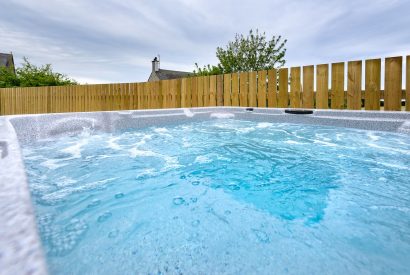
[0,53,15,69]
[148,56,190,82]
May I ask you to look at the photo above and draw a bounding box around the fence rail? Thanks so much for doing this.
[1,55,409,116]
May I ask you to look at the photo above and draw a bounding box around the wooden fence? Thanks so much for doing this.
[1,55,409,115]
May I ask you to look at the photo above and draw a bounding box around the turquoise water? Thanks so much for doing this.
[22,119,410,274]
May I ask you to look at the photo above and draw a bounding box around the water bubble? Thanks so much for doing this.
[191,181,200,186]
[87,199,101,208]
[224,210,232,215]
[173,197,185,206]
[97,212,112,223]
[252,229,270,243]
[108,229,119,238]
[191,220,200,227]
[115,193,125,199]
[227,184,240,191]
[180,175,186,179]
[190,197,198,203]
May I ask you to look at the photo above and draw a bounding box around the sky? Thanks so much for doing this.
[1,0,409,84]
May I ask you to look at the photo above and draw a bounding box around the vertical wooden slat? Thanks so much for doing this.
[316,64,329,109]
[239,72,248,107]
[231,73,239,106]
[278,68,288,108]
[216,75,224,106]
[364,59,381,110]
[406,56,410,111]
[267,69,277,107]
[385,56,402,111]
[331,62,345,109]
[190,77,197,107]
[181,78,188,107]
[197,76,204,107]
[160,81,166,109]
[223,74,231,106]
[176,78,182,108]
[257,70,267,107]
[186,78,192,108]
[302,65,314,108]
[347,60,362,110]
[209,75,217,106]
[290,67,301,108]
[248,71,257,107]
[203,76,210,106]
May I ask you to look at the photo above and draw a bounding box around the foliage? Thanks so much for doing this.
[193,29,287,76]
[0,57,77,88]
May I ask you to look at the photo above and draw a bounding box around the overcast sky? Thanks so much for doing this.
[1,0,409,84]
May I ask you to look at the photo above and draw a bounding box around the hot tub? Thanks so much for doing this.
[1,107,410,274]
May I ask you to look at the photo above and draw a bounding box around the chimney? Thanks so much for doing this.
[152,57,159,72]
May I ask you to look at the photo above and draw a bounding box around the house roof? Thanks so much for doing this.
[154,69,190,80]
[0,53,14,68]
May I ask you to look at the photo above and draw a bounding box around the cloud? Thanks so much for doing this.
[0,0,409,83]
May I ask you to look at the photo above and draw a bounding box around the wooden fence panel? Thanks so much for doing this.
[347,60,362,110]
[248,71,257,107]
[302,66,314,108]
[257,70,267,107]
[181,78,190,107]
[267,69,277,107]
[365,59,381,110]
[384,56,402,111]
[347,61,362,110]
[316,64,329,109]
[231,73,239,106]
[407,56,410,111]
[209,75,217,106]
[290,67,301,108]
[197,76,204,107]
[191,77,198,107]
[176,79,182,108]
[2,55,410,116]
[223,74,231,106]
[216,75,224,106]
[239,72,249,107]
[203,76,210,106]
[331,62,345,109]
[278,68,288,108]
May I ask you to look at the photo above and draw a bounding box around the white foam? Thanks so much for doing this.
[129,148,181,171]
[313,140,338,147]
[284,140,303,145]
[237,127,255,134]
[154,128,169,133]
[210,112,235,119]
[40,159,67,170]
[129,148,157,158]
[366,132,380,141]
[153,127,173,138]
[183,108,195,117]
[376,161,409,170]
[256,122,273,129]
[367,142,410,156]
[61,138,89,158]
[195,155,212,164]
[107,136,121,150]
[41,177,118,202]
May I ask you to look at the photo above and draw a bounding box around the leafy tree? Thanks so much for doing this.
[194,29,287,76]
[0,57,77,88]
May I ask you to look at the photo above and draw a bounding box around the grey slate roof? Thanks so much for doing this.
[0,53,14,68]
[155,69,190,80]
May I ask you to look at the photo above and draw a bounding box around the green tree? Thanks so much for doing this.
[194,29,287,76]
[0,57,77,88]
